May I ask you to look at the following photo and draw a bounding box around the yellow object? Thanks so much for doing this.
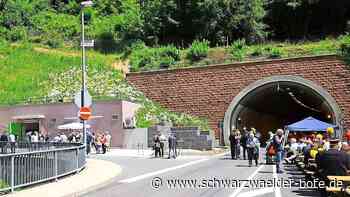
[310,149,318,158]
[327,127,334,135]
[316,134,323,140]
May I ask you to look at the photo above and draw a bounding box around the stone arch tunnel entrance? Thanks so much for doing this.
[224,75,342,144]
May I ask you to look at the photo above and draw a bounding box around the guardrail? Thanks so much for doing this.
[0,143,86,193]
[0,142,81,154]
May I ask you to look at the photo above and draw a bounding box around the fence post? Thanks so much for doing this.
[11,156,14,192]
[76,147,79,173]
[54,151,58,181]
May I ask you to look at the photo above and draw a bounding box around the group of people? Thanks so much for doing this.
[229,127,262,167]
[153,133,177,159]
[274,128,350,196]
[0,132,16,153]
[86,131,111,155]
[26,131,49,143]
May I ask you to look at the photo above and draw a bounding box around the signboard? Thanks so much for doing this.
[74,90,92,108]
[79,107,92,120]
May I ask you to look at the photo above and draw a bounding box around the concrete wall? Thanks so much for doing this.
[122,128,148,149]
[148,125,213,150]
[127,55,350,138]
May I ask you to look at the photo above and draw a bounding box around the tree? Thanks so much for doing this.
[198,0,267,45]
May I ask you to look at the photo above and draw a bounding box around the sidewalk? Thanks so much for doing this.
[104,147,228,158]
[6,159,122,197]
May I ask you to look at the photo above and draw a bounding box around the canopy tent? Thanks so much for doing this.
[57,122,91,130]
[286,116,336,132]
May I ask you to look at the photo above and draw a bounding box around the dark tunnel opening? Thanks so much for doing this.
[231,81,335,143]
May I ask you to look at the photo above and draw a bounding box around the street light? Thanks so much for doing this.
[81,1,93,155]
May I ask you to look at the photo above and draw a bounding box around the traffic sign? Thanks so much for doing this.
[79,107,92,120]
[74,90,92,107]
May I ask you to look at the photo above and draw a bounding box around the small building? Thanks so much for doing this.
[0,100,140,147]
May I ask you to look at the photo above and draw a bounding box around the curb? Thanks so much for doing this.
[6,159,122,197]
[64,160,122,197]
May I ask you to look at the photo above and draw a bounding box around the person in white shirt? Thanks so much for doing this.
[9,133,16,153]
[53,134,61,143]
[31,132,39,143]
[60,133,68,143]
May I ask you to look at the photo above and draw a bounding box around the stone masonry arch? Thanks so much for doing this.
[223,75,343,145]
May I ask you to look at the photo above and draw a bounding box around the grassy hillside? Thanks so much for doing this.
[0,40,120,104]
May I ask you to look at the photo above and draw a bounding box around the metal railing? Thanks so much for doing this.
[0,142,81,154]
[0,143,86,193]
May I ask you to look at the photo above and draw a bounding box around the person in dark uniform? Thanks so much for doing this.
[229,130,236,159]
[316,139,350,197]
[154,134,161,158]
[0,132,8,154]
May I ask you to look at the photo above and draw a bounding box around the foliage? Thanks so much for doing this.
[6,26,27,42]
[199,0,267,45]
[251,46,264,57]
[135,101,210,131]
[230,39,247,61]
[339,34,350,55]
[268,47,283,58]
[188,40,209,61]
[129,43,180,71]
[0,179,9,189]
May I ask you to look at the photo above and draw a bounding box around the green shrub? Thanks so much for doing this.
[231,39,246,50]
[339,35,350,56]
[129,44,180,71]
[251,46,264,57]
[230,39,247,61]
[188,40,209,61]
[159,45,180,61]
[45,33,63,48]
[7,27,27,42]
[269,47,283,58]
[94,32,118,54]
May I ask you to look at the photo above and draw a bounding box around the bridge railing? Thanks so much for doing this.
[0,143,86,193]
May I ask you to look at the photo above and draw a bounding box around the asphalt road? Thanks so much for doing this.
[82,152,320,197]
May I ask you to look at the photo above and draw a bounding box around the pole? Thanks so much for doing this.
[81,9,87,154]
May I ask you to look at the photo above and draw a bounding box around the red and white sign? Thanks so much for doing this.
[79,107,92,120]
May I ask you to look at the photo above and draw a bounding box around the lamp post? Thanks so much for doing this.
[81,1,93,152]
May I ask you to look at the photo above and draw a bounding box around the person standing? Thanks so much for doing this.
[234,130,241,159]
[154,134,161,158]
[229,130,236,159]
[9,133,16,153]
[86,131,93,155]
[159,134,166,158]
[168,133,177,159]
[101,134,107,154]
[105,132,111,152]
[273,129,284,173]
[0,132,8,154]
[247,133,259,167]
[241,127,249,160]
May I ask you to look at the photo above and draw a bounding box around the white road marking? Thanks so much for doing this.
[119,151,228,183]
[229,165,265,197]
[236,187,274,197]
[273,165,282,197]
[119,158,210,183]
